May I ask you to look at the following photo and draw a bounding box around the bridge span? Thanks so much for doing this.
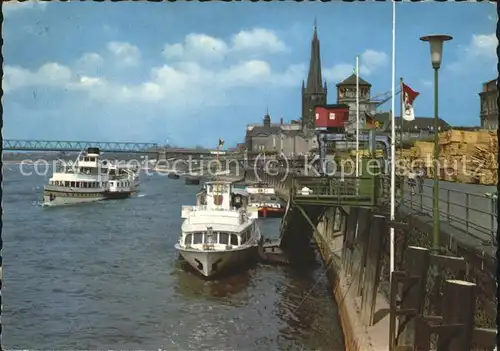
[2,139,233,157]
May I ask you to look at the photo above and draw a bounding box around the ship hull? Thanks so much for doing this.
[258,207,285,218]
[43,190,106,206]
[175,244,258,278]
[103,190,134,200]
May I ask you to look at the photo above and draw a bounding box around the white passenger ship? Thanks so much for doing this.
[175,181,262,278]
[43,147,138,206]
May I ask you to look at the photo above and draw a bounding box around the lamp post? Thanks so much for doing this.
[420,34,453,251]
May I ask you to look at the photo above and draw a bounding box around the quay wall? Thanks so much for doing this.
[312,206,497,351]
[313,207,390,351]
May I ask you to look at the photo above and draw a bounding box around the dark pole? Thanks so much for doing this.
[433,67,440,250]
[420,34,453,251]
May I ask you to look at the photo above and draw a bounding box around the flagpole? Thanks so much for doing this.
[400,78,404,155]
[390,0,396,279]
[400,77,404,199]
[355,55,360,178]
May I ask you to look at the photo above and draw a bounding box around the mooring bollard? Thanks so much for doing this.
[437,279,476,351]
[399,246,430,346]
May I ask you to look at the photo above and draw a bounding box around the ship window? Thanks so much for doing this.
[219,232,229,245]
[70,181,75,187]
[64,181,69,187]
[84,157,89,161]
[230,234,238,246]
[193,233,203,244]
[185,234,192,245]
[76,182,80,188]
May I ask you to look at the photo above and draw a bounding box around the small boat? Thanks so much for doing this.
[168,172,180,179]
[175,181,261,278]
[246,182,285,218]
[185,176,201,185]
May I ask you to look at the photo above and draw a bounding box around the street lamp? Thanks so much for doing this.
[420,34,453,252]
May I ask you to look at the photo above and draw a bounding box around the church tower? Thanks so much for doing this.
[301,20,327,130]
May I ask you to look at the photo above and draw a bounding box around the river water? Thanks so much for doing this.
[2,164,345,350]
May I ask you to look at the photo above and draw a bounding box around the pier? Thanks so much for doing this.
[244,164,497,351]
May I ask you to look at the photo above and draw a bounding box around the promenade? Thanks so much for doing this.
[403,179,497,245]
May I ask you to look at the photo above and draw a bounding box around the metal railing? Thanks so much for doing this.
[401,181,497,246]
[290,175,382,206]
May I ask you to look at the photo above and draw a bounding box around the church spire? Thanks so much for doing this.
[306,18,324,94]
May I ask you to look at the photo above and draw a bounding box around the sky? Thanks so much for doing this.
[3,1,497,148]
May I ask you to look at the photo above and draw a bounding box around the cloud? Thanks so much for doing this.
[162,28,287,62]
[467,33,497,60]
[106,41,141,67]
[231,28,287,54]
[163,34,229,61]
[323,49,388,83]
[4,31,303,109]
[3,0,47,16]
[3,63,72,93]
[323,63,354,83]
[447,33,497,72]
[74,52,104,74]
[359,50,389,75]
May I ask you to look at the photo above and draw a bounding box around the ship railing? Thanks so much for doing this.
[181,205,246,213]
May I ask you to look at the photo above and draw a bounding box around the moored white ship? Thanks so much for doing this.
[175,181,261,278]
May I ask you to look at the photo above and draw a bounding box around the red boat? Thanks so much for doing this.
[245,183,285,218]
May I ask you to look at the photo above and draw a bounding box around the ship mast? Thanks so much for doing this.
[214,138,223,209]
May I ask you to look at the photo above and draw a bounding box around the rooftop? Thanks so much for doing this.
[336,73,371,87]
[372,112,451,131]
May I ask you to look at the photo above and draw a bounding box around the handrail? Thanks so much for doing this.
[289,175,380,206]
[399,181,497,246]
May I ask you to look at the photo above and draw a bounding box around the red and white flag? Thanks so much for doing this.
[402,83,419,121]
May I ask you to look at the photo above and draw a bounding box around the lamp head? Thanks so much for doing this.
[420,34,453,69]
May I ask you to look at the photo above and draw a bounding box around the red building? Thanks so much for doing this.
[314,104,350,131]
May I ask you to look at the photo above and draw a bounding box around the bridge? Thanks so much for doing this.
[2,139,233,156]
[3,139,159,153]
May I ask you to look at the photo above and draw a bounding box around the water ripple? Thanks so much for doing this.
[3,169,344,350]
